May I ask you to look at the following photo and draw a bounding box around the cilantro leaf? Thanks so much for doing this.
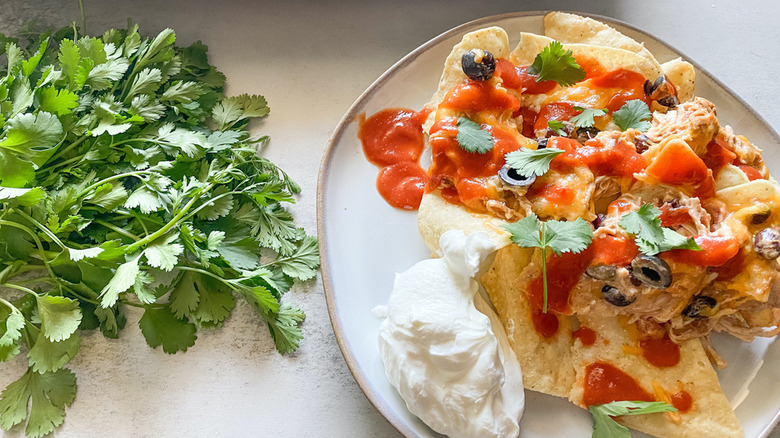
[143,233,184,271]
[99,256,141,308]
[0,309,24,362]
[619,204,701,255]
[35,296,82,342]
[504,215,593,311]
[456,117,494,154]
[0,24,319,435]
[590,401,677,438]
[273,236,320,281]
[27,332,81,373]
[504,147,564,177]
[547,120,568,136]
[0,368,77,438]
[571,106,608,128]
[612,99,652,132]
[38,87,78,116]
[527,41,586,87]
[138,305,197,354]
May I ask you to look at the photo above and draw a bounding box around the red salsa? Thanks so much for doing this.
[639,334,681,368]
[583,362,654,406]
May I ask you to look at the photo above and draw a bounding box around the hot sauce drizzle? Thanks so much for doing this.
[572,326,597,346]
[639,333,681,368]
[671,390,693,413]
[583,362,654,406]
[358,108,430,210]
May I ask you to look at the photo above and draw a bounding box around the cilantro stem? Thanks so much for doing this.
[541,249,548,313]
[94,219,140,240]
[78,171,153,199]
[0,220,60,290]
[124,182,216,254]
[1,283,38,296]
[0,296,17,312]
[78,0,87,35]
[45,133,90,166]
[10,208,67,251]
[176,265,239,292]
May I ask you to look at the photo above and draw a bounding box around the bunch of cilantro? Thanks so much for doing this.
[0,23,319,437]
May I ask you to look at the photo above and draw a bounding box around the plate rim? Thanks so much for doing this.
[317,10,780,438]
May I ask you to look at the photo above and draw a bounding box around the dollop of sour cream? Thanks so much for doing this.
[375,230,525,438]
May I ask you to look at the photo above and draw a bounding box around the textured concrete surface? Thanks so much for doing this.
[0,0,778,437]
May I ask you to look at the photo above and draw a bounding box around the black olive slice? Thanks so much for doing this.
[461,49,496,81]
[682,296,718,319]
[535,137,549,149]
[601,284,635,307]
[644,75,679,108]
[498,165,536,188]
[633,134,651,154]
[575,126,599,144]
[751,209,772,225]
[629,255,672,289]
[754,227,780,259]
[585,265,617,281]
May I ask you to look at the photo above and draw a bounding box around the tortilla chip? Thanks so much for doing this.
[543,12,661,72]
[714,164,750,190]
[480,245,576,397]
[571,316,743,438]
[424,27,510,131]
[510,32,661,81]
[716,179,780,210]
[662,57,696,102]
[417,190,510,254]
[544,12,695,102]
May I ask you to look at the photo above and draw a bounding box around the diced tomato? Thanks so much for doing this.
[739,165,763,181]
[516,107,538,138]
[693,171,716,200]
[664,234,740,267]
[607,199,634,216]
[659,204,690,227]
[702,139,737,170]
[645,140,708,185]
[590,234,639,266]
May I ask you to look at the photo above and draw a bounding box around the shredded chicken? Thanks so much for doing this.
[646,97,720,156]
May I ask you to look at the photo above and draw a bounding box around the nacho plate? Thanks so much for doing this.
[319,12,780,438]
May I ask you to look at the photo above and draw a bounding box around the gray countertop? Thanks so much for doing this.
[0,0,778,437]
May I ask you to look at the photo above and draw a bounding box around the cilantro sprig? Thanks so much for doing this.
[503,215,593,312]
[527,41,586,87]
[619,204,701,255]
[612,99,652,132]
[590,400,677,438]
[456,117,494,154]
[547,120,569,136]
[571,106,608,128]
[504,147,565,178]
[0,24,319,437]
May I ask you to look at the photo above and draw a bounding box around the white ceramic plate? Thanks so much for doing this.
[319,12,780,438]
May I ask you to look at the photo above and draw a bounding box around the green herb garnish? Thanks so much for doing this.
[571,106,609,128]
[503,214,593,312]
[612,99,652,132]
[0,23,319,437]
[590,400,677,438]
[504,147,565,178]
[527,41,586,87]
[547,119,568,136]
[456,117,494,154]
[619,204,701,255]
